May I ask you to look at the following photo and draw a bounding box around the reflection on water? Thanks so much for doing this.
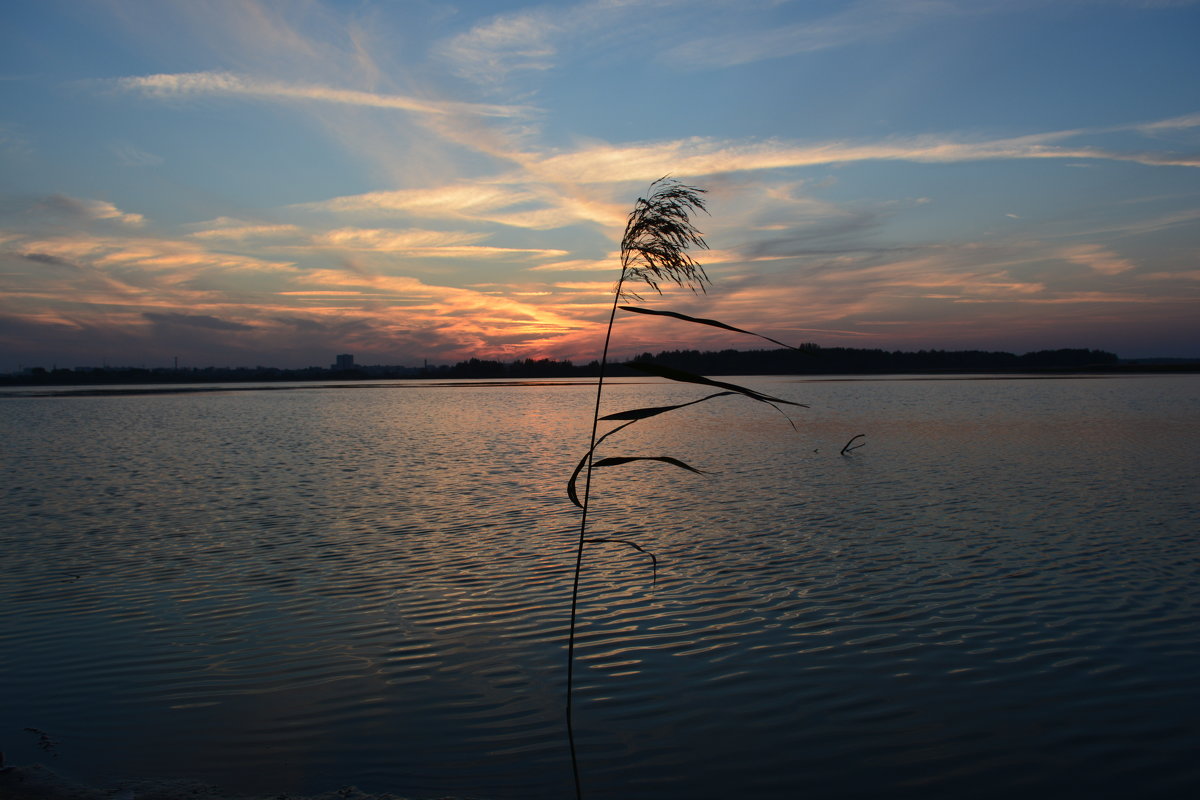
[2,375,1198,799]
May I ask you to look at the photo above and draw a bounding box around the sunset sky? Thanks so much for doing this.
[2,0,1198,371]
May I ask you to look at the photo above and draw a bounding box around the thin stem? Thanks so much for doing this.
[564,178,707,799]
[566,271,625,800]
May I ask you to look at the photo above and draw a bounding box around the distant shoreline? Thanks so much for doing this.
[4,345,1197,389]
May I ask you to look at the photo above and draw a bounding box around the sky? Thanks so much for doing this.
[2,0,1198,372]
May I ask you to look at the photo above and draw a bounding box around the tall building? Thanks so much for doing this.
[333,354,355,370]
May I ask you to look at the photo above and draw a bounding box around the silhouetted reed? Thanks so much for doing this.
[565,177,807,799]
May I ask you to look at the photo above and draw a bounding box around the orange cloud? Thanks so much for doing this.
[1058,244,1137,275]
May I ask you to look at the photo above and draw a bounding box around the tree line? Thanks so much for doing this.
[431,346,1120,378]
[8,346,1178,387]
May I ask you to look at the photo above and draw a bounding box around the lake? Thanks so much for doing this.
[1,374,1198,799]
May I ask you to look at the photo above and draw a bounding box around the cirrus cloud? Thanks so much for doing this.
[117,71,530,119]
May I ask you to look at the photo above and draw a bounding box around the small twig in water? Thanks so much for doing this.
[840,434,866,455]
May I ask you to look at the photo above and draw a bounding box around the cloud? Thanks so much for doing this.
[301,184,540,217]
[89,241,294,274]
[313,227,484,249]
[432,0,688,88]
[0,123,33,160]
[4,228,591,366]
[188,219,304,241]
[189,221,576,260]
[273,267,595,359]
[666,0,971,69]
[435,0,990,85]
[1043,206,1200,240]
[20,252,82,270]
[309,227,568,259]
[1133,111,1200,134]
[143,312,253,331]
[434,0,966,93]
[42,195,145,227]
[1058,244,1137,275]
[436,8,560,87]
[511,126,1200,186]
[111,143,164,167]
[526,257,615,273]
[9,232,296,281]
[1144,269,1200,281]
[297,182,626,231]
[117,71,528,118]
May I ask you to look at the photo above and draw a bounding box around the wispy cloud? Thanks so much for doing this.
[0,123,33,160]
[513,125,1200,186]
[313,227,484,250]
[526,257,615,273]
[291,115,1200,245]
[1058,244,1138,275]
[1134,111,1200,133]
[9,231,295,277]
[41,195,146,227]
[311,227,568,259]
[436,8,561,87]
[297,182,626,231]
[435,0,973,87]
[433,0,687,87]
[299,184,540,217]
[435,0,997,85]
[144,312,253,331]
[666,0,974,69]
[188,219,304,241]
[111,142,164,167]
[117,71,529,118]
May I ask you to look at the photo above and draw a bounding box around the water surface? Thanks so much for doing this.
[2,374,1198,798]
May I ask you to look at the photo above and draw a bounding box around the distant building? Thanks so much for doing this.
[333,354,355,370]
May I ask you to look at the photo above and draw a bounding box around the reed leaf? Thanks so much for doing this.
[624,361,804,429]
[567,419,641,508]
[592,455,708,475]
[623,361,807,408]
[567,440,707,508]
[599,390,736,421]
[618,306,809,352]
[568,391,733,508]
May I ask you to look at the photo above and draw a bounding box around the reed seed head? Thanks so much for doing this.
[619,177,710,301]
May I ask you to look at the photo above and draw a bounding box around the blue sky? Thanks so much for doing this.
[2,0,1198,371]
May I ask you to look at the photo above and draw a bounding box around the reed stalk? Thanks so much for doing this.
[565,178,806,799]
